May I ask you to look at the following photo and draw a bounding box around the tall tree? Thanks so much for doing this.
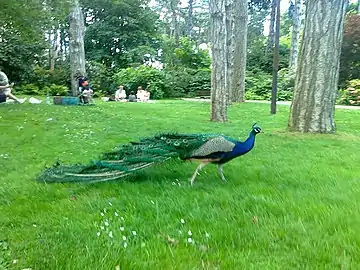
[210,0,229,122]
[188,0,194,37]
[231,0,248,102]
[289,0,301,71]
[288,0,348,133]
[266,0,276,52]
[69,0,86,95]
[170,0,180,43]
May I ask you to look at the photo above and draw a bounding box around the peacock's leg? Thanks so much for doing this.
[218,164,226,182]
[189,162,208,186]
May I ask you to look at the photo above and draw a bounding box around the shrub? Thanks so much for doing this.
[14,84,41,95]
[245,68,294,101]
[114,66,166,99]
[337,79,360,106]
[42,84,69,96]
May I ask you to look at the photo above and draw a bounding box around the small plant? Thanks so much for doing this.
[337,79,360,106]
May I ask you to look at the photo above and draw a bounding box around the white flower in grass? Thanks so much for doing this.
[205,232,210,238]
[100,212,104,216]
[104,221,109,226]
[108,202,113,206]
[122,235,127,241]
[188,230,192,236]
[123,242,128,248]
[115,212,119,217]
[109,231,113,238]
[178,230,183,234]
[132,231,137,236]
[120,216,124,221]
[120,227,124,231]
[96,232,101,237]
[150,200,155,205]
[100,226,105,230]
[180,218,185,224]
[188,237,193,243]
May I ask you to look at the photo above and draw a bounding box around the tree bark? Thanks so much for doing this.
[69,0,86,96]
[170,0,180,43]
[225,0,234,105]
[210,0,228,122]
[188,0,194,37]
[266,0,276,52]
[288,0,348,133]
[231,0,248,102]
[289,0,301,71]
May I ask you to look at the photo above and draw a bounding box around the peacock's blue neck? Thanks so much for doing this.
[231,131,257,156]
[214,131,258,164]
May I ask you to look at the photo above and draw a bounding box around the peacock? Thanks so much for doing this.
[37,123,262,185]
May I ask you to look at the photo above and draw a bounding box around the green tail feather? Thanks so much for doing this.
[36,132,219,183]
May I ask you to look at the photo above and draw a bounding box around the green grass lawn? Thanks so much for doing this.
[1,100,360,270]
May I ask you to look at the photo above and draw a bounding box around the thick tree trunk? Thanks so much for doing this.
[266,0,276,52]
[232,0,248,102]
[289,0,301,71]
[69,0,86,96]
[210,0,228,122]
[188,0,194,37]
[288,0,348,133]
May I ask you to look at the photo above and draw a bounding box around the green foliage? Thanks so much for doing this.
[86,61,113,95]
[338,79,360,106]
[245,68,294,101]
[43,84,69,96]
[82,0,160,69]
[114,66,166,99]
[339,15,360,88]
[14,83,68,96]
[160,35,211,69]
[14,83,41,95]
[247,37,291,73]
[31,65,70,89]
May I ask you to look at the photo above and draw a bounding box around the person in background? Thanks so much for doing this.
[115,85,127,101]
[78,76,94,104]
[0,68,26,104]
[128,91,137,102]
[143,86,151,102]
[136,85,144,102]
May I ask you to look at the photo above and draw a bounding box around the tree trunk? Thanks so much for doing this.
[289,0,301,71]
[188,0,194,37]
[231,0,248,102]
[266,0,276,52]
[69,0,86,96]
[288,0,348,133]
[170,0,180,43]
[210,0,228,122]
[225,0,234,105]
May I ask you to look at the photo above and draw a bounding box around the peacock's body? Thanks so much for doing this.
[37,124,262,185]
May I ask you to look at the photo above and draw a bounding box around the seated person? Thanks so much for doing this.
[143,87,151,102]
[136,86,145,102]
[115,85,127,101]
[128,91,137,102]
[78,76,94,104]
[0,68,26,104]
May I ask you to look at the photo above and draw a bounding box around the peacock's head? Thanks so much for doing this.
[251,123,263,135]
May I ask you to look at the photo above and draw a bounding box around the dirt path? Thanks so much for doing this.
[181,98,360,110]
